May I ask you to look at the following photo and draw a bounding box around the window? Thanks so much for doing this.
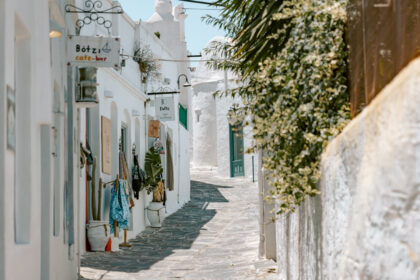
[121,123,128,157]
[179,104,188,129]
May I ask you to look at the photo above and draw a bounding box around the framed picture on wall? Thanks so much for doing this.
[7,85,16,151]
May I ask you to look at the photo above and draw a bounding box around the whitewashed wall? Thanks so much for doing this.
[0,0,5,278]
[0,0,80,279]
[275,58,420,280]
[78,0,191,251]
[191,37,257,180]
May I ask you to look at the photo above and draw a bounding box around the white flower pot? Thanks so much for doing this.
[87,220,110,251]
[146,202,165,228]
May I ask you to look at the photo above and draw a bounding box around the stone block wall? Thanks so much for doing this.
[276,58,420,279]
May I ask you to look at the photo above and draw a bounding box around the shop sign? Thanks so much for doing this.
[67,36,120,68]
[155,96,175,121]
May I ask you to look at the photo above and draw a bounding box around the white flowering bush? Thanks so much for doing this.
[224,0,351,214]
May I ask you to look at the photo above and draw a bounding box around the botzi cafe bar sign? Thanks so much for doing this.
[67,36,120,68]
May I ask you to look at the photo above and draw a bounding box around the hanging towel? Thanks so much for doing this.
[109,180,130,234]
[119,151,135,206]
[166,131,174,191]
[119,151,135,231]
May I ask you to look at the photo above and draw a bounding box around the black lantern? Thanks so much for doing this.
[76,67,99,107]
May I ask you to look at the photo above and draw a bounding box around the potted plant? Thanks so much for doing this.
[145,146,166,227]
[83,154,110,251]
[132,43,160,84]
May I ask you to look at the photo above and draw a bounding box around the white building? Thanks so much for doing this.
[0,0,191,279]
[191,37,257,180]
[77,0,191,254]
[0,0,81,279]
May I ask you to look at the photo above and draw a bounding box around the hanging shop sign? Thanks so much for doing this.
[155,96,175,121]
[67,36,120,68]
[148,120,160,138]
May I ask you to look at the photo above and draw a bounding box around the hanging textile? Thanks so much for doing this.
[153,138,165,154]
[119,151,135,208]
[109,179,130,234]
[166,132,174,191]
[132,154,146,199]
[148,120,160,138]
[119,151,135,231]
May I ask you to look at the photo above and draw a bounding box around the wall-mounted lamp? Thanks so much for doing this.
[120,49,130,68]
[49,30,62,38]
[177,74,191,89]
[49,20,64,38]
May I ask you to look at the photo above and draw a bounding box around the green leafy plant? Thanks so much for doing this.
[154,31,161,39]
[144,146,164,202]
[206,0,351,214]
[133,43,160,83]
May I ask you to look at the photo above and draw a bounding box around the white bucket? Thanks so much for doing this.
[146,202,165,228]
[87,221,110,251]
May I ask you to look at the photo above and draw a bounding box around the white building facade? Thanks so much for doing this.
[77,0,191,254]
[0,0,191,279]
[0,0,81,279]
[191,37,257,180]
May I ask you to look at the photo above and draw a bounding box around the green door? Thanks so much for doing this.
[229,124,245,177]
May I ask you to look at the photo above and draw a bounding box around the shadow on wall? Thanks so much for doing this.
[81,180,231,273]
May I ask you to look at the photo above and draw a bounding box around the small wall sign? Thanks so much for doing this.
[155,96,175,121]
[67,36,120,68]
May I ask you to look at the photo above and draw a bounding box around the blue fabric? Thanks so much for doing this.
[109,180,130,233]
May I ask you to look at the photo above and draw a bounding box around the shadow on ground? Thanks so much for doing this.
[81,180,231,273]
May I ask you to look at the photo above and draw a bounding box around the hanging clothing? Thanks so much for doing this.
[109,179,130,234]
[148,120,160,138]
[119,151,135,231]
[132,154,145,199]
[119,151,135,207]
[166,132,174,191]
[153,138,164,154]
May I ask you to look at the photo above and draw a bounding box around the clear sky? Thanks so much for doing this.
[118,0,224,56]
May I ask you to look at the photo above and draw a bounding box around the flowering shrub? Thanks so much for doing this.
[227,0,351,213]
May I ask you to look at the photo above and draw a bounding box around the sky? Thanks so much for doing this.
[118,0,224,56]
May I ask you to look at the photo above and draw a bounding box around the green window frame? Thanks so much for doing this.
[179,103,188,130]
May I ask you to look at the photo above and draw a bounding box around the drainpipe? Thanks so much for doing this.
[177,107,181,205]
[258,149,265,258]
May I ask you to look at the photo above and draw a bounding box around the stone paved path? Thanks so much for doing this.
[80,170,278,280]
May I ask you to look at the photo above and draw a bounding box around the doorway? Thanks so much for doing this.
[229,124,244,177]
[121,123,128,158]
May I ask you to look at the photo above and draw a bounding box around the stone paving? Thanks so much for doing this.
[80,170,278,280]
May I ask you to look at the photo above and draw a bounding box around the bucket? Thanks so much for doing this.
[87,220,110,251]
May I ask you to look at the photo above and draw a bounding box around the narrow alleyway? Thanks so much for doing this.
[80,170,277,279]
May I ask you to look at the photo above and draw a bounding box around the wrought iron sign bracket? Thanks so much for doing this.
[65,0,123,32]
[147,91,180,96]
[147,87,180,96]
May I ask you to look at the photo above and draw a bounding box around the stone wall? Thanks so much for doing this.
[275,58,420,279]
